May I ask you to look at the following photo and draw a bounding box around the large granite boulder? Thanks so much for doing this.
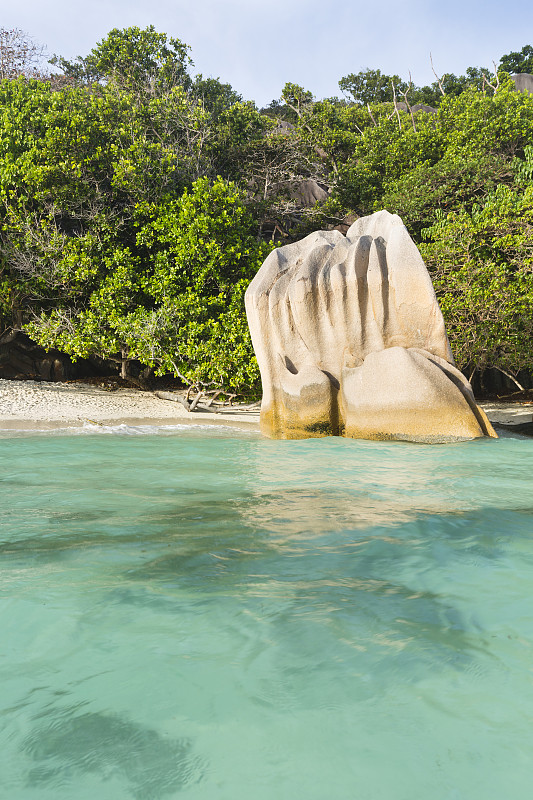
[396,102,437,114]
[288,179,329,207]
[0,330,108,381]
[511,73,533,94]
[245,210,497,442]
[0,330,76,381]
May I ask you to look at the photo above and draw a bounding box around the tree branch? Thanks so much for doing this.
[391,80,402,130]
[430,52,445,95]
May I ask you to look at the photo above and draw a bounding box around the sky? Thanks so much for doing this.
[2,0,533,106]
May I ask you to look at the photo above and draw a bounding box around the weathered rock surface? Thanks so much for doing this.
[0,330,77,381]
[396,102,437,114]
[0,330,105,382]
[511,73,533,94]
[288,179,329,207]
[245,210,497,442]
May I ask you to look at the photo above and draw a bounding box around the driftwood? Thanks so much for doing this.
[236,400,262,410]
[153,390,205,412]
[189,391,204,412]
[153,389,261,413]
[153,389,221,413]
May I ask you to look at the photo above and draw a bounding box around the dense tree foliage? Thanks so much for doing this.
[421,182,533,381]
[500,44,533,75]
[1,26,532,391]
[339,69,409,105]
[294,77,533,384]
[49,25,192,92]
[0,62,271,390]
[338,66,493,109]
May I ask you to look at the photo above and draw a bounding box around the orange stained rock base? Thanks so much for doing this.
[259,347,496,443]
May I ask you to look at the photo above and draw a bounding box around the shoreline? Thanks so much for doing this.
[0,378,531,433]
[0,415,261,432]
[0,378,261,432]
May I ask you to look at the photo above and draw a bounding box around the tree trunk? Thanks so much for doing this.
[120,350,128,380]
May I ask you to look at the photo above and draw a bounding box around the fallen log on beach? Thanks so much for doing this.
[153,390,218,412]
[153,390,261,414]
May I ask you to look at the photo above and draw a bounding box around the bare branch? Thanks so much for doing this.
[170,359,194,388]
[430,52,445,96]
[189,391,204,412]
[482,61,500,95]
[391,80,402,130]
[366,103,377,127]
[399,73,417,133]
[154,390,192,411]
[0,28,47,80]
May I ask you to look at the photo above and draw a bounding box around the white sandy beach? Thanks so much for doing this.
[0,378,531,432]
[479,401,533,425]
[0,379,261,431]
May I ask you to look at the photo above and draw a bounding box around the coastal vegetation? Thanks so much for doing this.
[0,28,532,394]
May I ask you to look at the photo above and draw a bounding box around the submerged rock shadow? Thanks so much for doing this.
[23,707,204,798]
[109,489,530,705]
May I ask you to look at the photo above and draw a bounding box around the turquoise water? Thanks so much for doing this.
[1,424,533,800]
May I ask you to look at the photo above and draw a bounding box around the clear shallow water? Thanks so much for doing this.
[1,425,533,800]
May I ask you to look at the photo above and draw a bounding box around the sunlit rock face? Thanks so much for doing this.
[245,210,497,442]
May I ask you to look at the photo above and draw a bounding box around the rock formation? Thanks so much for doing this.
[511,73,533,95]
[396,102,437,114]
[288,179,329,208]
[0,330,112,382]
[245,210,497,442]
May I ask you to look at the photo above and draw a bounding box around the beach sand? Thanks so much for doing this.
[0,379,261,431]
[0,378,531,433]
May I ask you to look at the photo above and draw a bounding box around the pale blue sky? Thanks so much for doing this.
[3,0,533,105]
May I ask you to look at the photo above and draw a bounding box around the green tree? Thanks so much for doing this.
[7,173,270,388]
[50,25,192,93]
[260,98,298,123]
[338,65,494,109]
[281,82,314,117]
[381,149,512,237]
[339,68,407,105]
[412,67,491,106]
[0,68,269,390]
[190,74,242,117]
[421,184,533,383]
[500,44,533,75]
[311,78,533,219]
[3,26,533,391]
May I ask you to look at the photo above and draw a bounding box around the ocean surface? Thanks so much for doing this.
[1,423,533,800]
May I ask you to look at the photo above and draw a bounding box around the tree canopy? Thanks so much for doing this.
[500,44,533,75]
[49,25,192,92]
[1,26,532,392]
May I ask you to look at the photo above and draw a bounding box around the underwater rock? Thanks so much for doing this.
[245,210,497,442]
